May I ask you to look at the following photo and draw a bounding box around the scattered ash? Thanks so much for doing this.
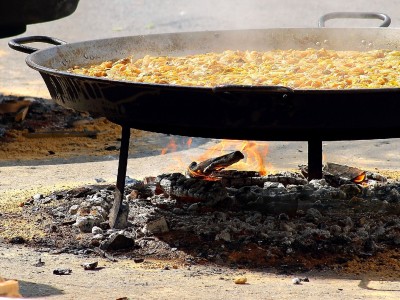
[9,171,400,274]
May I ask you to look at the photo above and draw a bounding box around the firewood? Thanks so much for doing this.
[323,162,366,183]
[187,151,244,178]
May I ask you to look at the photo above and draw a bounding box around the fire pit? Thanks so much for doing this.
[9,12,400,227]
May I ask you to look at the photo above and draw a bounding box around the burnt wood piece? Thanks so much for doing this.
[301,162,373,187]
[187,151,244,178]
[156,173,228,205]
[221,177,269,188]
[365,171,387,182]
[212,170,260,178]
[218,172,306,188]
[323,162,366,182]
[265,172,308,186]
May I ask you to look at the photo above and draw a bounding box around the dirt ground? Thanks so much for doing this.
[1,99,400,299]
[0,244,399,300]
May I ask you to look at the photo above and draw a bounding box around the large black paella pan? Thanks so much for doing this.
[9,26,400,141]
[9,12,400,226]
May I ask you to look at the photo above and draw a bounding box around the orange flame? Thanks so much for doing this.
[196,140,270,175]
[186,138,193,148]
[161,138,178,155]
[352,173,366,184]
[186,168,221,181]
[161,137,193,155]
[160,138,271,176]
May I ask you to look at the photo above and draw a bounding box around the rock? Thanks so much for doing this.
[126,178,144,190]
[363,238,378,253]
[142,217,169,234]
[81,261,98,270]
[329,225,342,236]
[264,182,285,190]
[128,190,139,200]
[68,204,80,215]
[92,226,103,235]
[305,208,322,222]
[280,222,294,232]
[100,231,135,250]
[278,213,290,221]
[308,179,328,189]
[9,236,25,244]
[389,188,400,203]
[133,258,144,263]
[53,268,72,275]
[292,277,301,284]
[99,221,111,230]
[90,234,104,247]
[234,277,247,284]
[215,230,231,242]
[75,216,95,233]
[339,184,362,198]
[245,189,299,216]
[33,258,45,267]
[187,203,200,212]
[344,217,354,229]
[172,208,185,215]
[245,212,262,224]
[33,194,43,201]
[91,206,108,219]
[125,176,138,185]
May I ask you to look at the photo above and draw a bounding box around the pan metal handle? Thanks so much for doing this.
[318,12,391,28]
[212,85,294,94]
[8,36,67,54]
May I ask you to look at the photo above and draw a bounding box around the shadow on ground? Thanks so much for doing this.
[19,280,64,298]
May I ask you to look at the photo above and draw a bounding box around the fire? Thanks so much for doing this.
[186,138,193,148]
[161,138,177,155]
[160,138,271,176]
[161,137,193,155]
[352,173,366,184]
[197,140,270,176]
[186,168,221,181]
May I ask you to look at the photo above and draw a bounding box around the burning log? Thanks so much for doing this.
[187,151,244,179]
[323,162,366,183]
[300,162,387,187]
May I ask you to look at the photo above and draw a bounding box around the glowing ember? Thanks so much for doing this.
[352,173,366,184]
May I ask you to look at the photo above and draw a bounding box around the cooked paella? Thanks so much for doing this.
[68,48,400,89]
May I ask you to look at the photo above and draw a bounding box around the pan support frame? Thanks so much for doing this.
[308,139,323,180]
[109,127,323,228]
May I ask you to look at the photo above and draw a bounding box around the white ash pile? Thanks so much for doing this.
[17,160,400,269]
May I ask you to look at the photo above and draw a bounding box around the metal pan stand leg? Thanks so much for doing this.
[308,139,323,180]
[109,125,131,228]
